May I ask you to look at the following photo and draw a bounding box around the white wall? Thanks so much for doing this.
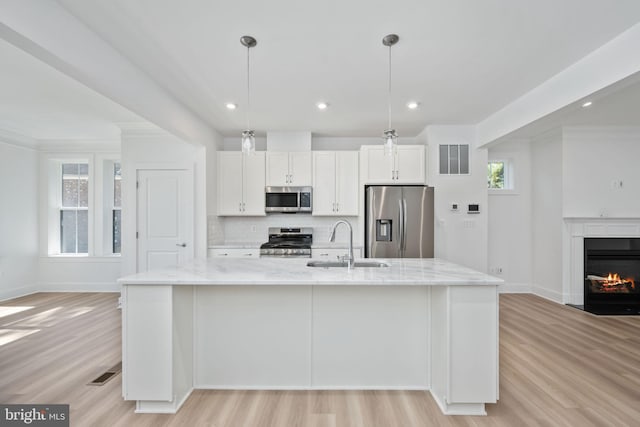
[421,126,489,272]
[488,139,532,292]
[531,130,564,302]
[0,141,39,300]
[563,127,640,218]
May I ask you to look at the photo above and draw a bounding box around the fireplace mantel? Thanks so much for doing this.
[563,218,640,305]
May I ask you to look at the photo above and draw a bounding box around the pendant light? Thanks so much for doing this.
[382,34,399,155]
[240,35,257,154]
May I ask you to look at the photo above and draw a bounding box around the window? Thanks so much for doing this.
[46,154,120,257]
[112,162,122,253]
[487,160,513,190]
[60,163,89,253]
[439,144,469,174]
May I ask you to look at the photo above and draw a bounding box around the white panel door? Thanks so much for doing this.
[312,151,337,215]
[336,151,359,215]
[137,169,193,272]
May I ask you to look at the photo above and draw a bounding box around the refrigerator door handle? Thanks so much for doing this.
[402,198,408,254]
[398,199,404,256]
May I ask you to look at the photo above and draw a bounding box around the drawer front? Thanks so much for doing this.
[208,248,260,258]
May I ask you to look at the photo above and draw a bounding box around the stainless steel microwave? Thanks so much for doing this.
[265,186,312,213]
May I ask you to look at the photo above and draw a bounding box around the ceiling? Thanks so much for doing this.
[1,1,640,142]
[495,71,640,142]
[0,39,141,141]
[52,0,640,138]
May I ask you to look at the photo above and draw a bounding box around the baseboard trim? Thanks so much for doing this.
[531,285,563,304]
[0,285,38,302]
[498,282,532,293]
[37,282,120,292]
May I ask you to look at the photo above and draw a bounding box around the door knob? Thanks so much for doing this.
[176,243,187,247]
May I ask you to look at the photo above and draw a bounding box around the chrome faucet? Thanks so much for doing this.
[329,219,354,268]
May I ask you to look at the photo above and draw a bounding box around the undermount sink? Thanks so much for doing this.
[307,260,390,268]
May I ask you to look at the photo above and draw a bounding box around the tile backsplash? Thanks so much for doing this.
[212,215,361,246]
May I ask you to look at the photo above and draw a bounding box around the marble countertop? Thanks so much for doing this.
[118,258,502,287]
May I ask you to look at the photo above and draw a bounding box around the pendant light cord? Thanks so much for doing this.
[388,44,392,131]
[246,45,250,130]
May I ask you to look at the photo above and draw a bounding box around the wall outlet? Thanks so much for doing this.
[250,225,257,233]
[490,267,503,275]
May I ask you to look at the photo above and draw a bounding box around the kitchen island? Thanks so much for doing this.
[119,257,501,416]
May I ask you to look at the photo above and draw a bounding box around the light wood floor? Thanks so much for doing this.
[1,292,639,426]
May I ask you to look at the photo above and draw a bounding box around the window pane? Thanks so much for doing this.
[62,163,78,175]
[77,210,88,253]
[60,210,77,253]
[113,210,121,254]
[62,176,79,207]
[61,162,89,207]
[449,145,459,174]
[78,177,89,207]
[60,210,89,253]
[114,162,121,208]
[439,145,449,174]
[459,145,469,174]
[488,162,505,189]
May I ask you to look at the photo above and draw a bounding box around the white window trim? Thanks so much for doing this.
[96,155,122,256]
[42,152,121,257]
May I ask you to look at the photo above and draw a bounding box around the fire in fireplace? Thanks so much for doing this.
[584,238,640,315]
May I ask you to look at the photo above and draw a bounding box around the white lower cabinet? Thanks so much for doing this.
[208,248,259,258]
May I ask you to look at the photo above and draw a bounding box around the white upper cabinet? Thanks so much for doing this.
[266,152,312,186]
[360,145,425,184]
[217,152,266,216]
[312,151,359,216]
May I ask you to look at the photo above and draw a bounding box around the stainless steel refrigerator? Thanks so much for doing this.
[365,185,434,258]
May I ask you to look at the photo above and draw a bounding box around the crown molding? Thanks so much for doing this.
[37,139,120,152]
[0,127,38,149]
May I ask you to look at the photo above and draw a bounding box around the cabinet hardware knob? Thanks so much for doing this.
[176,243,187,247]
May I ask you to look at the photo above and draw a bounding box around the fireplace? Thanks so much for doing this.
[584,238,640,315]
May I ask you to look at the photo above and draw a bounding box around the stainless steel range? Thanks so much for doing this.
[259,227,312,258]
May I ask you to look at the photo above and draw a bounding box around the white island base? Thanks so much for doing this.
[120,258,500,416]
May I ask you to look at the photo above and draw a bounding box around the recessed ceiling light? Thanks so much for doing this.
[582,101,593,108]
[225,103,237,110]
[317,102,329,110]
[407,101,419,110]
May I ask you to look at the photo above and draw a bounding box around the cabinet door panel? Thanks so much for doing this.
[395,146,425,184]
[362,146,394,183]
[336,151,359,215]
[266,152,289,186]
[312,152,337,216]
[217,152,243,215]
[243,152,266,215]
[289,152,312,186]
